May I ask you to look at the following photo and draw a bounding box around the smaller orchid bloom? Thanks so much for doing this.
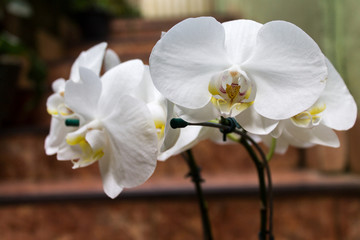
[45,42,108,155]
[263,59,357,154]
[131,66,177,153]
[129,65,198,161]
[150,17,328,135]
[59,60,158,198]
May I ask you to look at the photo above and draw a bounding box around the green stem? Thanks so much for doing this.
[182,150,213,240]
[266,138,277,162]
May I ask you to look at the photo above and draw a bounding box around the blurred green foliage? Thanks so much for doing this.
[0,32,47,110]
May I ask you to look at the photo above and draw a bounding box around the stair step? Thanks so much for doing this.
[0,128,300,182]
[1,170,360,204]
[1,170,359,240]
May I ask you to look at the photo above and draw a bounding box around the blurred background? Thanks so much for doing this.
[1,0,360,239]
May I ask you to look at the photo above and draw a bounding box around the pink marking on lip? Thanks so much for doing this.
[219,86,226,94]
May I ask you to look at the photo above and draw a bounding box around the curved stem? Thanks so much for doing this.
[182,150,213,240]
[241,134,274,240]
[172,118,274,239]
[240,137,268,240]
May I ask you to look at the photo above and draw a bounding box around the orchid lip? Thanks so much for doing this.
[66,119,105,168]
[291,101,326,128]
[208,67,253,117]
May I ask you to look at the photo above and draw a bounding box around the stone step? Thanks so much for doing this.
[0,129,300,182]
[0,170,360,240]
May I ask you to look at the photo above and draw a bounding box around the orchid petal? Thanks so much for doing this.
[271,121,285,138]
[158,125,203,161]
[320,59,357,130]
[104,49,121,72]
[102,95,158,188]
[131,66,163,103]
[65,67,102,120]
[160,100,180,153]
[85,129,107,151]
[261,134,289,154]
[242,21,327,120]
[52,78,66,93]
[70,42,107,81]
[235,106,278,135]
[45,117,73,155]
[150,17,231,109]
[285,121,339,148]
[99,60,145,115]
[175,102,219,122]
[56,142,82,161]
[98,152,124,199]
[222,19,262,64]
[46,93,64,116]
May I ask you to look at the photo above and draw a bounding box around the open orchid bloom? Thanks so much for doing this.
[130,66,179,154]
[263,59,357,153]
[45,42,108,155]
[130,66,205,161]
[149,17,328,135]
[60,60,158,198]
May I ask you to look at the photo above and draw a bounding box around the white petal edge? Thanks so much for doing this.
[65,67,102,120]
[222,19,263,64]
[235,106,278,135]
[242,21,327,120]
[70,42,107,81]
[52,78,66,93]
[320,58,357,130]
[285,121,339,148]
[98,59,145,115]
[158,125,203,161]
[102,95,158,189]
[98,148,124,199]
[150,17,231,109]
[104,49,121,72]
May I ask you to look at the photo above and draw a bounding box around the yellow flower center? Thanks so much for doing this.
[209,68,253,116]
[65,120,105,168]
[154,120,165,140]
[291,101,326,128]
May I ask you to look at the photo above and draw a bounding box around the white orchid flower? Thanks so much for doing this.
[130,66,176,152]
[129,65,205,161]
[263,59,357,153]
[149,17,328,135]
[45,42,108,155]
[59,60,158,198]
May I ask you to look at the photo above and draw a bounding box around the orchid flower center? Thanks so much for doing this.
[208,67,253,117]
[147,101,166,140]
[66,119,105,168]
[47,92,74,117]
[291,101,326,128]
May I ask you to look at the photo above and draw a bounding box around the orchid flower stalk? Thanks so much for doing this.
[44,15,357,240]
[171,117,274,240]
